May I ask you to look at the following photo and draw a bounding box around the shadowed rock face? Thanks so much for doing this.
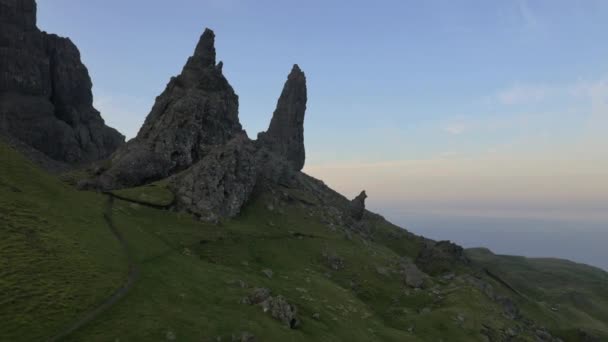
[98,28,242,189]
[257,64,307,171]
[0,0,125,163]
[350,190,367,221]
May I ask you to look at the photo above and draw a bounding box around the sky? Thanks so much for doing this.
[37,1,608,269]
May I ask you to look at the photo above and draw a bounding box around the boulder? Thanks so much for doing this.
[261,295,300,329]
[400,261,427,288]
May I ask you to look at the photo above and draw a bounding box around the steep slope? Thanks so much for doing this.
[467,248,608,341]
[4,144,606,340]
[0,142,127,341]
[0,0,124,164]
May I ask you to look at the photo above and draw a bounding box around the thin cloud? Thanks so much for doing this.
[518,0,539,28]
[442,122,467,135]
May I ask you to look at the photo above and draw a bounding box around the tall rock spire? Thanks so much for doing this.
[98,28,242,189]
[192,28,216,67]
[258,64,307,171]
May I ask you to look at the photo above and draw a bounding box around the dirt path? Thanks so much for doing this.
[48,196,139,342]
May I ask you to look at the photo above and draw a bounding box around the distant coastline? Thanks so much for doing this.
[390,213,608,272]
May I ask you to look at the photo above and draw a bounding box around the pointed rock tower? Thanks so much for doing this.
[99,28,242,188]
[258,64,307,171]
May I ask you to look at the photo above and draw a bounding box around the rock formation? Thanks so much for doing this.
[0,0,124,164]
[257,65,307,171]
[416,240,470,275]
[97,28,242,189]
[168,133,259,222]
[349,190,367,220]
[90,27,307,221]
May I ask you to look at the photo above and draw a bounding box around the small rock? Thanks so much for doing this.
[248,288,272,305]
[312,313,320,320]
[232,331,256,342]
[165,330,176,341]
[262,269,274,278]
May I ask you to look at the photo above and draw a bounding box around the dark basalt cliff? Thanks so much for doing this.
[0,0,124,164]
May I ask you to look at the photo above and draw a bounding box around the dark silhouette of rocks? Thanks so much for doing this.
[257,64,307,171]
[0,0,124,164]
[97,28,242,189]
[416,240,470,275]
[349,190,367,220]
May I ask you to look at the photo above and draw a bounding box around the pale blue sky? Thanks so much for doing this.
[37,1,608,268]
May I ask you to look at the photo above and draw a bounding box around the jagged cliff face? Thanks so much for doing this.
[98,29,242,189]
[0,0,124,163]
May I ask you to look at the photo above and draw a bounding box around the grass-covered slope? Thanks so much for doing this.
[2,141,607,341]
[467,248,608,340]
[0,143,127,341]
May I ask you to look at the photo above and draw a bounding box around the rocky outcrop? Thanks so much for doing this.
[168,134,258,222]
[349,190,367,220]
[0,0,124,164]
[97,28,242,189]
[242,288,300,329]
[257,65,307,171]
[416,240,470,275]
[168,132,297,221]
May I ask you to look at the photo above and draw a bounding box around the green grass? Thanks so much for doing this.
[467,248,608,340]
[109,180,174,206]
[2,140,607,341]
[0,143,127,341]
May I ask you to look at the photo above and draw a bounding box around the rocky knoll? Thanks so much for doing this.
[97,29,242,189]
[0,0,124,163]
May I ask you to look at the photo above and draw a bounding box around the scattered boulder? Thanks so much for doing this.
[349,190,367,221]
[242,288,300,329]
[257,64,307,171]
[400,261,427,289]
[261,269,274,279]
[261,295,300,329]
[231,332,256,342]
[0,0,124,164]
[247,288,272,305]
[322,250,345,271]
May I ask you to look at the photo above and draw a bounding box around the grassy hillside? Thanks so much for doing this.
[0,143,127,341]
[2,141,607,341]
[467,248,608,341]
